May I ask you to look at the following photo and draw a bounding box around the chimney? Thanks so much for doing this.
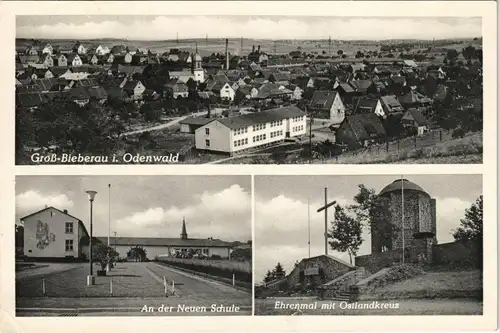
[258,45,261,53]
[252,45,255,53]
[225,39,229,70]
[63,209,68,214]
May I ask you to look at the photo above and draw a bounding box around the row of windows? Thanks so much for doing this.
[292,116,304,122]
[253,134,267,142]
[270,120,283,127]
[233,127,248,135]
[175,248,210,254]
[270,130,284,138]
[253,123,266,131]
[293,125,304,132]
[234,138,249,147]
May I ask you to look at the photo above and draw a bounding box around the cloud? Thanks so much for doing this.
[434,197,471,244]
[16,190,73,212]
[255,193,473,281]
[115,184,251,241]
[16,16,482,40]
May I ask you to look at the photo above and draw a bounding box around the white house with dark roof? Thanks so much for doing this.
[93,218,234,260]
[20,206,90,259]
[194,105,307,155]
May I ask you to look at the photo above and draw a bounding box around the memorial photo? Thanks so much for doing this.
[254,174,483,315]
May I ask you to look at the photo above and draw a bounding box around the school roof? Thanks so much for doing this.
[95,236,233,248]
[210,105,306,130]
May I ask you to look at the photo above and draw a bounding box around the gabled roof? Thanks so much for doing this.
[86,86,108,100]
[350,79,373,92]
[405,108,430,126]
[380,95,404,113]
[210,105,305,130]
[309,90,338,111]
[69,86,90,100]
[16,93,45,108]
[123,80,142,92]
[343,113,387,141]
[95,236,233,248]
[399,90,433,105]
[337,82,356,93]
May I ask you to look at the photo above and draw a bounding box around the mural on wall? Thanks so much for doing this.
[36,220,56,250]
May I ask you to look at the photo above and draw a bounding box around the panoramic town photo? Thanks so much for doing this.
[15,16,483,164]
[254,174,483,315]
[15,175,252,316]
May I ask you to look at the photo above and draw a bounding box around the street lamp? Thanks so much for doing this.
[86,190,97,286]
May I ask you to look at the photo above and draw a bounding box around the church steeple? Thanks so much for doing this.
[181,217,188,240]
[192,42,204,83]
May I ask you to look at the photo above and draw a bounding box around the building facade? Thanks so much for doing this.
[21,207,89,259]
[194,105,307,155]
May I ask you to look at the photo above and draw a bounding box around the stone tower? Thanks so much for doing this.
[192,43,204,83]
[180,217,188,240]
[373,179,437,255]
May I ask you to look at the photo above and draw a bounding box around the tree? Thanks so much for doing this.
[337,50,343,56]
[93,243,118,271]
[127,246,148,262]
[263,270,274,284]
[328,204,363,264]
[453,195,483,242]
[273,262,286,279]
[350,184,394,251]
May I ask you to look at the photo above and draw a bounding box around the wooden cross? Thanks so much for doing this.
[317,187,336,256]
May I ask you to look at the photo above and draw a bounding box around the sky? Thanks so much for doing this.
[16,16,482,41]
[254,174,482,282]
[15,176,252,243]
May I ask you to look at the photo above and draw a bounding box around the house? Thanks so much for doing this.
[66,53,83,67]
[38,53,54,67]
[110,45,127,55]
[114,52,133,65]
[335,113,387,149]
[17,54,40,66]
[179,116,213,133]
[195,105,306,155]
[25,46,40,56]
[69,87,91,106]
[93,45,110,56]
[379,95,405,117]
[335,82,356,104]
[123,80,146,100]
[164,79,189,99]
[42,44,53,55]
[354,98,384,116]
[16,93,46,111]
[308,90,345,124]
[50,67,73,78]
[219,82,236,101]
[88,54,99,65]
[86,86,109,104]
[399,90,433,109]
[102,53,115,64]
[92,219,233,260]
[73,42,87,55]
[20,206,90,259]
[401,108,431,136]
[286,84,303,100]
[253,83,293,101]
[53,54,68,67]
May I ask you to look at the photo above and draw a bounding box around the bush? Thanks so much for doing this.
[452,128,466,139]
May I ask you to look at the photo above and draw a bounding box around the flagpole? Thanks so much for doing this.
[108,184,111,247]
[401,175,405,264]
[308,197,311,258]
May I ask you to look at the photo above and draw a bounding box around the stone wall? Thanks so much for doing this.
[287,255,354,288]
[432,240,481,267]
[355,248,408,273]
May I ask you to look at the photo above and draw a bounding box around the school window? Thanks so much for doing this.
[65,239,74,251]
[202,249,209,255]
[253,137,256,142]
[234,141,237,147]
[65,222,73,234]
[205,139,210,147]
[205,128,210,135]
[244,138,248,144]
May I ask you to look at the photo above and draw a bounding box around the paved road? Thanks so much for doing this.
[17,262,251,316]
[122,111,208,136]
[16,263,84,279]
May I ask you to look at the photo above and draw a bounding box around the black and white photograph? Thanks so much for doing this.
[15,175,252,316]
[254,174,483,315]
[15,16,483,165]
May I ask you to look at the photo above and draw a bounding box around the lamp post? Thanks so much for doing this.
[86,190,97,286]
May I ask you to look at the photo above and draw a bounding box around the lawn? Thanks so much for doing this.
[16,263,167,298]
[360,270,483,301]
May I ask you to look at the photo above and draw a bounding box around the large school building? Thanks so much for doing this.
[194,105,307,155]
